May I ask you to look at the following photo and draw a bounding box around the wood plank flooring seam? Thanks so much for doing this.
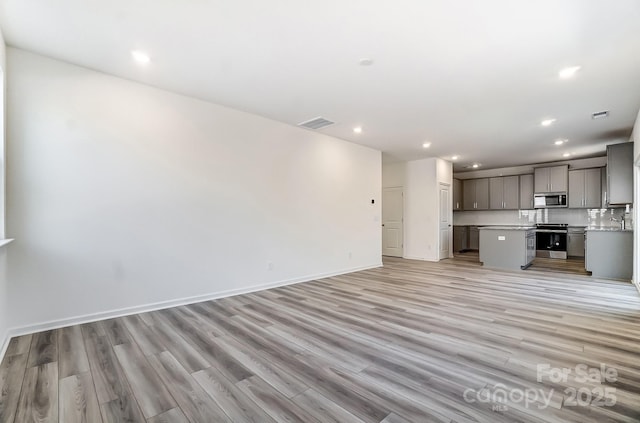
[7,333,35,423]
[81,321,149,422]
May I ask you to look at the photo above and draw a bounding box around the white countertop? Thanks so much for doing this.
[584,227,633,232]
[478,226,536,231]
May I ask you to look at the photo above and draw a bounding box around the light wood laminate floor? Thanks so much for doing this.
[1,256,639,422]
[455,251,590,276]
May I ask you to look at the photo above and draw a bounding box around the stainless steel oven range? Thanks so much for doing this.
[536,223,568,259]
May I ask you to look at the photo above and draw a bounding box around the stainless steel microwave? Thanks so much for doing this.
[534,193,567,208]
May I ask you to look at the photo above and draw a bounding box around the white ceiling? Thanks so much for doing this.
[1,0,640,170]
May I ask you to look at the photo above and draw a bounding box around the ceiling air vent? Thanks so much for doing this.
[592,110,609,119]
[298,116,335,130]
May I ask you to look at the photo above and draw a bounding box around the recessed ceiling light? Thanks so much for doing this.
[472,164,479,169]
[359,58,374,66]
[353,126,363,134]
[451,155,459,161]
[422,142,431,148]
[562,152,571,157]
[541,118,556,127]
[559,65,581,79]
[554,139,567,146]
[131,50,151,64]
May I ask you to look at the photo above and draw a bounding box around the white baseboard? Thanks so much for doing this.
[0,262,382,364]
[0,330,10,365]
[402,255,423,260]
[402,255,438,262]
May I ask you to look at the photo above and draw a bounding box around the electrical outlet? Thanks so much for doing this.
[267,261,274,271]
[348,252,352,259]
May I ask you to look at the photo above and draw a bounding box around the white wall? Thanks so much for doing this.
[0,24,6,238]
[3,48,382,335]
[382,162,406,188]
[0,29,4,66]
[0,26,8,357]
[633,108,639,162]
[0,248,6,356]
[403,158,451,261]
[404,160,433,260]
[437,158,453,186]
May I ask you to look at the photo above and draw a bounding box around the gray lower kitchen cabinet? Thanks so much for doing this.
[479,227,536,270]
[534,165,568,193]
[468,226,479,249]
[519,174,534,209]
[585,230,632,280]
[567,228,585,257]
[568,168,601,208]
[607,142,633,206]
[453,226,468,252]
[489,176,519,210]
[463,178,489,210]
[453,178,462,211]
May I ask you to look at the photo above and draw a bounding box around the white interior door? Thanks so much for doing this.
[439,183,452,260]
[382,187,403,257]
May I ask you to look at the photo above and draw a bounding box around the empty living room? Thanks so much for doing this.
[0,1,639,423]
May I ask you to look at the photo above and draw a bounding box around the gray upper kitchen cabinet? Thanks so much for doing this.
[607,142,633,205]
[519,174,534,209]
[585,168,601,208]
[453,178,462,211]
[489,178,502,209]
[534,165,568,193]
[463,179,475,210]
[489,176,519,209]
[602,165,608,206]
[463,178,489,210]
[476,179,489,209]
[568,168,601,208]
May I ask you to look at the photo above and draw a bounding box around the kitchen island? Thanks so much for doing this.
[479,226,536,271]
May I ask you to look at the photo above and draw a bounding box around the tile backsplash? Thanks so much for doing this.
[453,207,632,228]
